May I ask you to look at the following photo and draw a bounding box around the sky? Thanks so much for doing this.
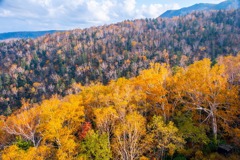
[0,0,226,33]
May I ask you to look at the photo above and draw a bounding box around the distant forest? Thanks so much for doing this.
[0,9,239,113]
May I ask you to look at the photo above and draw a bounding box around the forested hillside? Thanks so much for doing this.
[0,9,240,114]
[0,57,239,159]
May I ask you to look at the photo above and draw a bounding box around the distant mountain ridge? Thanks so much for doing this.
[161,0,240,18]
[0,30,63,40]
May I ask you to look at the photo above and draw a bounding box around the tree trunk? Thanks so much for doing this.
[212,113,218,143]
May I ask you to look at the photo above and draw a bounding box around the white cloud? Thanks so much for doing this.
[69,0,84,7]
[47,4,66,17]
[123,0,136,15]
[30,0,52,7]
[0,9,14,17]
[208,0,225,3]
[135,3,180,19]
[172,3,180,10]
[86,0,115,22]
[0,0,183,32]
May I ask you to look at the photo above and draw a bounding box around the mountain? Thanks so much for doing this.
[160,0,240,18]
[0,30,63,40]
[0,9,239,114]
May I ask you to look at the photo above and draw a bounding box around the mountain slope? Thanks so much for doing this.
[0,30,63,40]
[161,0,240,18]
[0,9,239,114]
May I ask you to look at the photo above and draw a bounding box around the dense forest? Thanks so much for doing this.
[0,9,239,114]
[0,55,240,159]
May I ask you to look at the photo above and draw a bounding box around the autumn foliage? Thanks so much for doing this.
[0,10,239,114]
[0,56,240,159]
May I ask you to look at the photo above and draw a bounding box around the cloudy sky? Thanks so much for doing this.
[0,0,225,33]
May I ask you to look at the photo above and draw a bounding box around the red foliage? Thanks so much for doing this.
[78,122,92,140]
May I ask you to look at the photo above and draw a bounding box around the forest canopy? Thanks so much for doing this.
[0,56,239,160]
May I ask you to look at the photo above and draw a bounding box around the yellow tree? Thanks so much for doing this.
[217,53,240,85]
[1,145,51,160]
[165,66,185,116]
[0,116,15,149]
[109,78,146,116]
[217,54,240,145]
[113,112,146,160]
[80,83,111,108]
[148,116,185,159]
[38,94,85,159]
[133,63,171,121]
[94,106,118,146]
[102,78,147,159]
[3,100,42,147]
[81,78,146,159]
[177,59,239,142]
[80,83,112,121]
